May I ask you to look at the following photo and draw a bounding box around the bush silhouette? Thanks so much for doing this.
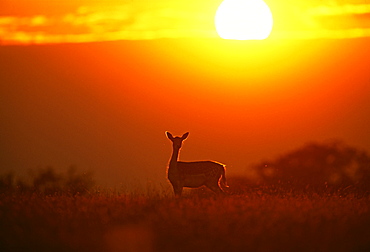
[0,172,15,193]
[0,167,95,195]
[253,141,370,193]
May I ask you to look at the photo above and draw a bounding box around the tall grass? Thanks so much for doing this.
[1,189,369,252]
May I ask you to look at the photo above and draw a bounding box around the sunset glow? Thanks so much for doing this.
[1,2,370,252]
[1,0,370,191]
[215,0,273,40]
[0,0,369,44]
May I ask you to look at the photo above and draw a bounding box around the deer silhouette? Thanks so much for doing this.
[166,132,228,196]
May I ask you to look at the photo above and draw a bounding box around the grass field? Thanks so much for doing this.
[1,186,369,252]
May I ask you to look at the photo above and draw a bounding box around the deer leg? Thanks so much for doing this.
[174,186,183,196]
[171,182,183,197]
[206,179,225,194]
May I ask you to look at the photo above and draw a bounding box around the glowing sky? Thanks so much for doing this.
[1,0,370,44]
[1,0,370,188]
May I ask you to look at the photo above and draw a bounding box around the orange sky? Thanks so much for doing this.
[1,0,370,188]
[1,0,370,44]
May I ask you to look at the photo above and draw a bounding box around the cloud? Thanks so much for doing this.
[0,2,370,45]
[270,2,370,39]
[273,28,370,40]
[0,3,217,44]
[307,3,370,16]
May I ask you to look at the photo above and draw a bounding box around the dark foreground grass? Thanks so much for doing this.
[1,191,369,252]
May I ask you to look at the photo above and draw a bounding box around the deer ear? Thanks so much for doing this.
[181,132,189,140]
[166,131,174,140]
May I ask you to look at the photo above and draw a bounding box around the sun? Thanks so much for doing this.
[215,0,273,40]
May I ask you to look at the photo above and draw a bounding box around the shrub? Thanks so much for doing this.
[0,166,95,195]
[251,140,370,194]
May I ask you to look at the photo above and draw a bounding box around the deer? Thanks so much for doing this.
[166,132,228,196]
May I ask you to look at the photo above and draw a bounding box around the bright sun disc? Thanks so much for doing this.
[215,0,273,40]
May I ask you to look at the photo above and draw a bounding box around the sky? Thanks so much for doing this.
[1,0,370,188]
[1,0,370,43]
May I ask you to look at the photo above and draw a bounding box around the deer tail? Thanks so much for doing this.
[221,166,229,188]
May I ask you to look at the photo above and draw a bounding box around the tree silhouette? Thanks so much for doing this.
[253,141,370,192]
[0,167,95,195]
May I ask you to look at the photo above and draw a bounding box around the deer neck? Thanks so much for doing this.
[168,147,180,176]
